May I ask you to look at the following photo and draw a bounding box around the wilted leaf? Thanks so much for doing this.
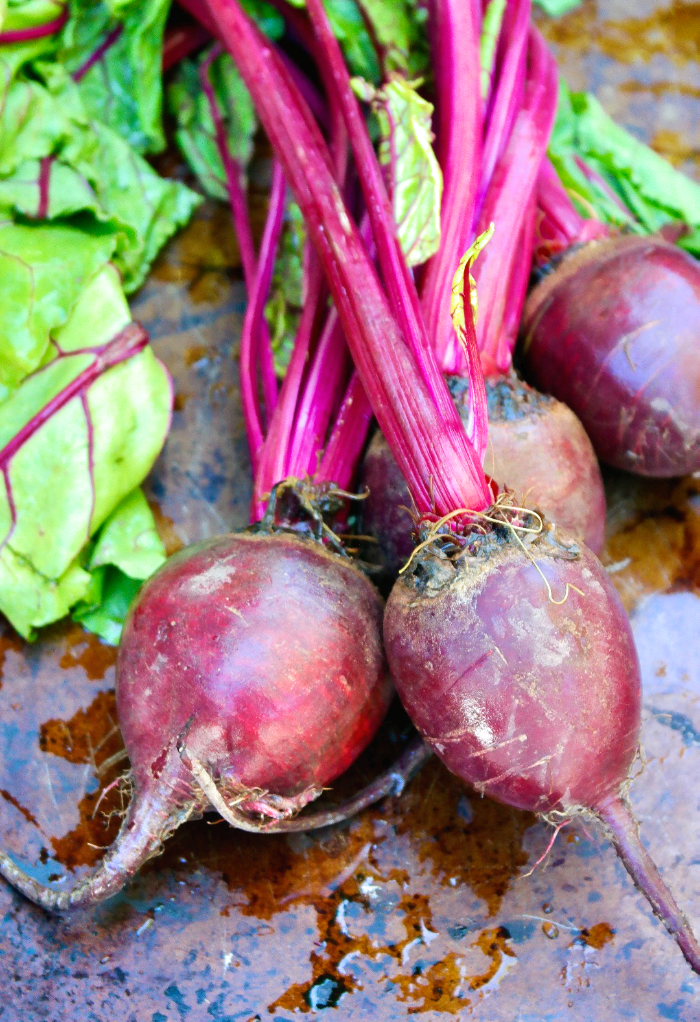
[353,75,442,266]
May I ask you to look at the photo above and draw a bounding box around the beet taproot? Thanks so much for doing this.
[0,528,394,910]
[384,520,700,972]
[523,235,700,476]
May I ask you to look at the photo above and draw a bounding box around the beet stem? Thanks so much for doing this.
[597,796,700,975]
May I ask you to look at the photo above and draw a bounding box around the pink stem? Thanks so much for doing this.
[177,0,218,34]
[162,22,211,70]
[0,325,149,470]
[239,162,287,471]
[421,0,483,372]
[200,45,257,285]
[573,155,638,220]
[288,309,349,477]
[303,0,461,430]
[72,24,124,82]
[467,28,558,375]
[36,156,53,219]
[206,0,490,518]
[252,256,325,519]
[200,45,278,423]
[317,372,373,490]
[534,157,609,264]
[0,2,67,43]
[477,0,531,223]
[497,194,536,370]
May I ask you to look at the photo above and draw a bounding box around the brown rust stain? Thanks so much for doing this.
[575,921,616,950]
[0,628,23,684]
[393,928,516,1014]
[184,343,210,366]
[39,690,122,768]
[649,127,700,167]
[148,500,185,556]
[398,758,534,916]
[58,626,118,680]
[0,788,41,829]
[50,777,127,871]
[173,391,192,412]
[538,1,700,66]
[602,476,700,612]
[37,691,128,870]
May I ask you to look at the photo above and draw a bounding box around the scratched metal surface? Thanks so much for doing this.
[1,3,700,1019]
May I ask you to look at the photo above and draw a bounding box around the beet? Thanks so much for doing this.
[0,529,393,910]
[384,521,700,972]
[361,375,606,583]
[523,235,700,477]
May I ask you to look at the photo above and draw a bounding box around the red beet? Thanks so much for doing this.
[0,529,393,909]
[384,522,700,972]
[361,375,606,582]
[523,235,700,477]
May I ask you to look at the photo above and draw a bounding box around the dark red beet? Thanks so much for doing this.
[361,375,606,583]
[523,235,700,477]
[0,530,394,910]
[384,522,700,973]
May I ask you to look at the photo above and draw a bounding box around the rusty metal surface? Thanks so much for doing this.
[1,3,700,1018]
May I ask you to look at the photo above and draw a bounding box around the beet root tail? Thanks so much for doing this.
[0,791,188,912]
[597,796,700,975]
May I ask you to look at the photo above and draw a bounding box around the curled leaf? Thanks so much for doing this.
[352,75,443,266]
[449,225,494,462]
[450,223,495,337]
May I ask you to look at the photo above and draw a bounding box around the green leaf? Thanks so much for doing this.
[352,75,442,267]
[0,1,65,84]
[533,0,582,15]
[243,0,427,83]
[0,65,202,292]
[0,222,117,391]
[65,117,203,292]
[354,0,429,78]
[71,487,166,645]
[265,200,305,376]
[0,263,172,638]
[88,487,165,579]
[168,47,257,203]
[549,82,700,245]
[72,567,141,644]
[58,0,171,154]
[0,548,93,640]
[239,0,284,39]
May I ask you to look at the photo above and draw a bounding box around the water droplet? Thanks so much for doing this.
[542,922,559,939]
[542,902,553,914]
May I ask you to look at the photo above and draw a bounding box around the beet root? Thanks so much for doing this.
[0,530,394,910]
[361,374,606,584]
[523,234,700,476]
[384,520,700,973]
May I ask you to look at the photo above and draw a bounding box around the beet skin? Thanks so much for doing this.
[0,531,392,910]
[523,235,700,476]
[362,375,606,583]
[384,523,700,973]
